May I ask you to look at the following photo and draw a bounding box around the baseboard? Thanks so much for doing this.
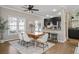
[0,40,5,43]
[0,39,17,43]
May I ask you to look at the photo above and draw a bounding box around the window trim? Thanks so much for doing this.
[8,16,26,35]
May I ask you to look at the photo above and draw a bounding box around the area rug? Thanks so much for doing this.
[9,40,55,54]
[74,47,79,54]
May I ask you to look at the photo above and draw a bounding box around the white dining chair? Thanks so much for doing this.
[74,42,79,54]
[22,32,33,47]
[37,33,49,51]
[17,31,25,45]
[17,31,33,47]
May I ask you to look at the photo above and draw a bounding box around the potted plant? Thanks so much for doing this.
[0,17,8,41]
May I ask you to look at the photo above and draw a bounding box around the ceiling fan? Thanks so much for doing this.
[22,5,39,13]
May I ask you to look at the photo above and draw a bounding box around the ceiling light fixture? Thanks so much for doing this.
[52,9,57,12]
[46,14,50,17]
[50,16,53,18]
[58,12,61,15]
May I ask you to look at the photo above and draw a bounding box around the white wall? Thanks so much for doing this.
[60,9,66,42]
[58,8,71,42]
[58,8,68,43]
[26,14,44,32]
[0,7,43,40]
[0,7,1,15]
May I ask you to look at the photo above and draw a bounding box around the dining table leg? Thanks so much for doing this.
[35,41,37,48]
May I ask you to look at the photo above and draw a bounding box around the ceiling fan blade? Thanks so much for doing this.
[31,9,39,11]
[22,5,39,13]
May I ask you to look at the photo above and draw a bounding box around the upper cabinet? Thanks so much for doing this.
[70,11,79,28]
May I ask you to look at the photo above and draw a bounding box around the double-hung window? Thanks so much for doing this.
[8,16,25,35]
[18,17,25,32]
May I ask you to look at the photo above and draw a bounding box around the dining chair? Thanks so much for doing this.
[17,31,25,45]
[17,31,33,47]
[74,42,79,54]
[37,33,49,51]
[22,32,33,47]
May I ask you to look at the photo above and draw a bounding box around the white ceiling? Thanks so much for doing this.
[1,5,79,18]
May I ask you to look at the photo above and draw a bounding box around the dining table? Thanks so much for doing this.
[27,32,46,47]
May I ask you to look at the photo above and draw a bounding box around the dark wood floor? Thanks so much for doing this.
[0,39,79,54]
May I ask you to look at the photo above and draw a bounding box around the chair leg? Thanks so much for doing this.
[26,42,29,47]
[36,42,39,47]
[43,42,49,51]
[24,42,29,47]
[46,42,48,46]
[19,40,24,45]
[43,44,44,51]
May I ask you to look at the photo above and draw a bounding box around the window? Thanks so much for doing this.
[18,17,25,32]
[72,20,79,28]
[34,21,43,32]
[71,17,79,28]
[8,16,25,34]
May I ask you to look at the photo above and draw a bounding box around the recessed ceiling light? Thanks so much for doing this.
[50,16,53,18]
[46,14,50,17]
[52,9,57,12]
[58,12,61,15]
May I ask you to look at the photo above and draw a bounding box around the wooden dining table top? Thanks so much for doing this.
[27,32,46,40]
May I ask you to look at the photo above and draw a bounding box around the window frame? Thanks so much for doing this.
[8,16,26,35]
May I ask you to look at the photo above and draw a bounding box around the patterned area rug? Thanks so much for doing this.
[9,40,55,54]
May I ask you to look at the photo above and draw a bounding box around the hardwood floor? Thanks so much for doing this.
[0,39,79,54]
[0,41,19,54]
[46,39,79,54]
